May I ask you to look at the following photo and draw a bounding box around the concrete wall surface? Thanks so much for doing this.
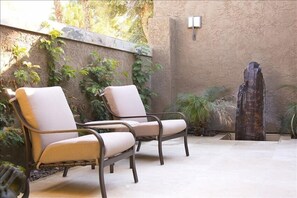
[149,0,297,132]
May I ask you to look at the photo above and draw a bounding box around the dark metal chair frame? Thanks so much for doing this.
[100,92,190,165]
[9,96,138,198]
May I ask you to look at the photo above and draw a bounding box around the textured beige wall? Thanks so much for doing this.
[149,1,297,131]
[148,18,177,112]
[0,25,134,120]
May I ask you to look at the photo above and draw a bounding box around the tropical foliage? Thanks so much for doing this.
[51,0,153,43]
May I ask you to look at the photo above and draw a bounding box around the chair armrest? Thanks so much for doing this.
[114,114,162,123]
[25,127,105,147]
[112,115,164,136]
[77,121,137,138]
[147,112,187,120]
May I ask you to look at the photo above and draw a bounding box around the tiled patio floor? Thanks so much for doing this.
[29,134,297,198]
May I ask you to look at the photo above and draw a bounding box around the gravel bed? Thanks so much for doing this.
[30,167,64,181]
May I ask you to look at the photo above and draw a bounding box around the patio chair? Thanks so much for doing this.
[101,85,190,165]
[8,86,138,198]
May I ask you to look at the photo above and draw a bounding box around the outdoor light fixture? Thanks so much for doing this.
[188,16,201,41]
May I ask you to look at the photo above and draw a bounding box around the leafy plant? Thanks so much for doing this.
[0,127,24,147]
[0,102,13,129]
[279,85,297,138]
[80,52,119,120]
[11,45,41,87]
[11,45,28,59]
[14,61,41,86]
[174,86,235,135]
[40,29,76,86]
[0,83,14,129]
[132,45,162,110]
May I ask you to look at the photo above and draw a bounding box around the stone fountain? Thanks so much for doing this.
[235,62,266,140]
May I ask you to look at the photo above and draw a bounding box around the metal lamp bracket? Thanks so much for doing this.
[188,16,202,41]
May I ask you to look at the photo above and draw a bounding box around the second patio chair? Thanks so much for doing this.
[101,85,190,165]
[9,86,138,198]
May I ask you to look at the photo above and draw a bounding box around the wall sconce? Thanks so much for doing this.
[188,16,202,41]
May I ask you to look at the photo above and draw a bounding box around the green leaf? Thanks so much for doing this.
[49,29,62,39]
[30,71,41,84]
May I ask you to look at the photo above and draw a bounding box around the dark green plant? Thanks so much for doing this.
[0,127,24,147]
[0,102,13,129]
[40,29,76,86]
[80,52,119,120]
[279,85,297,138]
[174,86,235,135]
[0,84,14,129]
[175,94,210,129]
[132,45,162,110]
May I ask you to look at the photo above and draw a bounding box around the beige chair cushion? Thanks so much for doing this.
[15,87,78,162]
[104,85,148,123]
[133,119,187,137]
[38,132,135,164]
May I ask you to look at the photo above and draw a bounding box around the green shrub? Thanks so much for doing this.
[80,52,119,120]
[0,127,24,147]
[174,86,235,135]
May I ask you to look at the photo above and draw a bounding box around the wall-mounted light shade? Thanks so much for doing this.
[188,16,202,28]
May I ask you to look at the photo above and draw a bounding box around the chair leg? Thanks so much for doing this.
[21,178,30,198]
[110,164,114,173]
[136,141,141,152]
[62,167,69,177]
[91,164,95,170]
[130,154,138,183]
[158,139,164,165]
[21,166,30,198]
[99,162,107,198]
[184,135,190,156]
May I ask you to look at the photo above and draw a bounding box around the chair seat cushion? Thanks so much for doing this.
[38,132,135,164]
[134,119,187,137]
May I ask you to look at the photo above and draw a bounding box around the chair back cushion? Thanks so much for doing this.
[15,86,78,162]
[104,85,148,122]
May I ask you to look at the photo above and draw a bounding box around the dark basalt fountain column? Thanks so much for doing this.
[235,62,266,141]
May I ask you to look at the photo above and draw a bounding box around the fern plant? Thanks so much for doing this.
[174,86,235,135]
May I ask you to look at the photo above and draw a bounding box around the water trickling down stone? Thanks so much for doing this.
[235,62,266,140]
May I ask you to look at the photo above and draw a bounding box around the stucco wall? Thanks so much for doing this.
[0,25,135,121]
[149,1,297,132]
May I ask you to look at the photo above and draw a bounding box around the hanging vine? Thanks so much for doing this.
[40,29,76,86]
